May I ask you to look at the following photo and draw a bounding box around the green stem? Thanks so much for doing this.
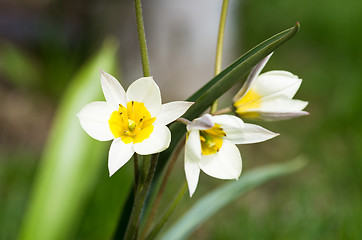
[134,153,139,194]
[140,139,186,239]
[210,0,229,114]
[123,154,159,240]
[135,0,151,77]
[145,182,188,240]
[141,155,151,186]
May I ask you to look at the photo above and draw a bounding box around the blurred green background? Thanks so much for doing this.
[0,0,361,239]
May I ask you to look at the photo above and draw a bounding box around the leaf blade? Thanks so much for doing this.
[19,39,122,240]
[159,158,307,240]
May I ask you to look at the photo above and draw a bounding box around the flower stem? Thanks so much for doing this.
[144,182,188,240]
[123,1,153,238]
[140,139,186,239]
[135,0,151,77]
[134,153,140,194]
[210,0,229,114]
[123,153,159,240]
[141,155,151,186]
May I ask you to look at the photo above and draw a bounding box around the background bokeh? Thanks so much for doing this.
[1,0,361,239]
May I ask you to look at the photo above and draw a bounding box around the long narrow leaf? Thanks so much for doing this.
[19,39,119,240]
[159,158,307,240]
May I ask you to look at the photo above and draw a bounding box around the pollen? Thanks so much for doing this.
[234,88,262,117]
[108,101,155,144]
[199,124,226,155]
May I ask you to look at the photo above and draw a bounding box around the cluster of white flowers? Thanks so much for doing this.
[77,54,308,197]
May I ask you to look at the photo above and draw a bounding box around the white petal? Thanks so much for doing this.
[199,140,242,180]
[212,114,245,131]
[108,138,135,176]
[256,111,310,121]
[77,101,114,141]
[100,70,127,110]
[233,53,273,102]
[239,97,309,121]
[260,97,308,112]
[187,114,214,131]
[225,123,279,144]
[126,77,162,117]
[184,130,202,197]
[253,70,302,99]
[184,159,200,197]
[133,124,171,155]
[185,130,202,162]
[154,101,194,125]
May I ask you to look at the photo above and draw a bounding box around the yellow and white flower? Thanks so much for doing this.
[233,53,308,121]
[184,114,278,197]
[77,70,193,176]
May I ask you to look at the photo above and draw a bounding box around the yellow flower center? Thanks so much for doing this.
[108,101,155,144]
[233,88,262,118]
[199,124,226,155]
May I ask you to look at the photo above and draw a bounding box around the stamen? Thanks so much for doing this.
[199,123,226,155]
[109,101,155,143]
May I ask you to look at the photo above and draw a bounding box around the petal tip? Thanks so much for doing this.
[109,169,116,177]
[189,189,195,198]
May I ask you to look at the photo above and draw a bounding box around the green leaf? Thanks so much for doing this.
[0,41,41,89]
[157,23,300,179]
[19,39,122,240]
[159,158,307,240]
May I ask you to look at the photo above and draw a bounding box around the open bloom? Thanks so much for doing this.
[233,53,308,121]
[184,114,278,197]
[77,70,193,176]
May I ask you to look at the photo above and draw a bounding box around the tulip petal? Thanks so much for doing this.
[154,101,194,125]
[185,130,202,162]
[184,159,200,197]
[257,111,310,121]
[77,101,114,141]
[108,138,135,176]
[224,123,279,144]
[212,114,245,132]
[233,53,273,102]
[260,97,308,111]
[199,140,242,180]
[187,114,214,131]
[184,130,202,197]
[253,70,302,99]
[133,124,171,155]
[240,97,309,120]
[126,77,162,117]
[100,70,127,110]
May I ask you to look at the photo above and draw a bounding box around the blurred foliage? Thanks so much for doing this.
[18,39,132,240]
[160,158,307,240]
[0,41,41,90]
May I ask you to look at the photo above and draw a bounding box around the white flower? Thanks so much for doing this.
[77,70,193,176]
[184,114,278,197]
[233,53,309,121]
